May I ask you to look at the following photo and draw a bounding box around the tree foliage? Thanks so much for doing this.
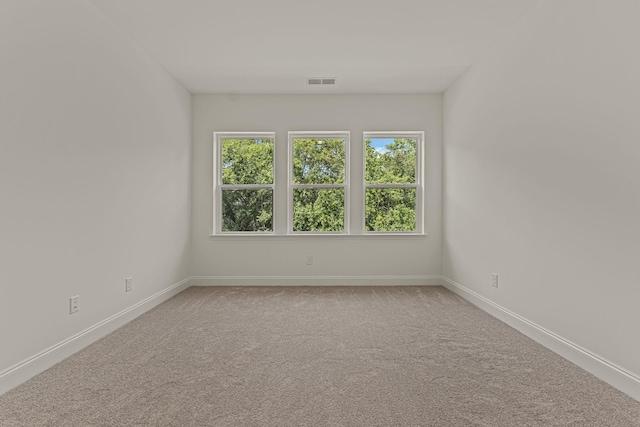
[221,189,273,232]
[292,138,345,184]
[364,138,417,232]
[365,138,416,184]
[222,138,273,185]
[218,137,417,232]
[293,188,344,232]
[292,138,345,232]
[221,138,273,232]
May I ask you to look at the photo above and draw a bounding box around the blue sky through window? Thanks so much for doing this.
[369,138,394,154]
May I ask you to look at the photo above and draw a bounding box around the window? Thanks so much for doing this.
[288,132,350,233]
[212,130,425,236]
[364,132,423,233]
[213,132,275,233]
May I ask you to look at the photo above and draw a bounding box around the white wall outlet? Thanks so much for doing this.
[125,277,133,292]
[492,273,499,288]
[305,255,313,265]
[69,296,79,314]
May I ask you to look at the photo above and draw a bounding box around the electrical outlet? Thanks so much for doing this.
[125,277,133,292]
[305,255,313,265]
[69,296,79,314]
[492,273,499,288]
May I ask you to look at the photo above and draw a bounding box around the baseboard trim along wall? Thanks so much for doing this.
[191,275,442,287]
[0,277,192,396]
[6,275,636,401]
[441,276,640,402]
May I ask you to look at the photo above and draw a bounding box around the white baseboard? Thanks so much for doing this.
[7,275,635,402]
[441,276,640,402]
[0,277,192,396]
[191,275,442,287]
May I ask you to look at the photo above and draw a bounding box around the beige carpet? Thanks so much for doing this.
[0,286,638,426]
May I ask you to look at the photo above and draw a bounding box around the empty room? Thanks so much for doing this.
[1,0,639,425]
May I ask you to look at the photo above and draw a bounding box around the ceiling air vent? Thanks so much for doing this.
[307,77,336,86]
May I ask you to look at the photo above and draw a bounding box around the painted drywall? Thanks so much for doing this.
[444,0,640,379]
[0,1,191,375]
[192,94,442,280]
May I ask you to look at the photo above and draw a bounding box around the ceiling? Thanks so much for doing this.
[88,0,537,94]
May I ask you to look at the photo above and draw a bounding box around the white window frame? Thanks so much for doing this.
[362,131,425,235]
[212,131,276,235]
[287,131,350,235]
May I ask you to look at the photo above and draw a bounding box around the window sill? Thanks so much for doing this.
[208,233,428,240]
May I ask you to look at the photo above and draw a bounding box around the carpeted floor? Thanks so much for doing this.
[0,286,638,426]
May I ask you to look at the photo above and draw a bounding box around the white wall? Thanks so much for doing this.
[0,0,191,383]
[444,0,640,385]
[192,95,442,282]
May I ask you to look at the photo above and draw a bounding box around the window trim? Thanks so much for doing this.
[362,131,425,235]
[212,131,276,235]
[210,130,426,238]
[287,131,351,235]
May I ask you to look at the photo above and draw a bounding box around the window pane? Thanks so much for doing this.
[293,188,344,232]
[365,138,417,184]
[365,188,416,232]
[222,189,273,232]
[222,138,274,184]
[292,138,345,184]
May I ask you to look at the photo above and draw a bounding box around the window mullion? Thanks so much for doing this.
[290,184,346,189]
[221,184,274,190]
[365,183,417,189]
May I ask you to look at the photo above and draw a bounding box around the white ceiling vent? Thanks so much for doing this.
[307,77,336,86]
